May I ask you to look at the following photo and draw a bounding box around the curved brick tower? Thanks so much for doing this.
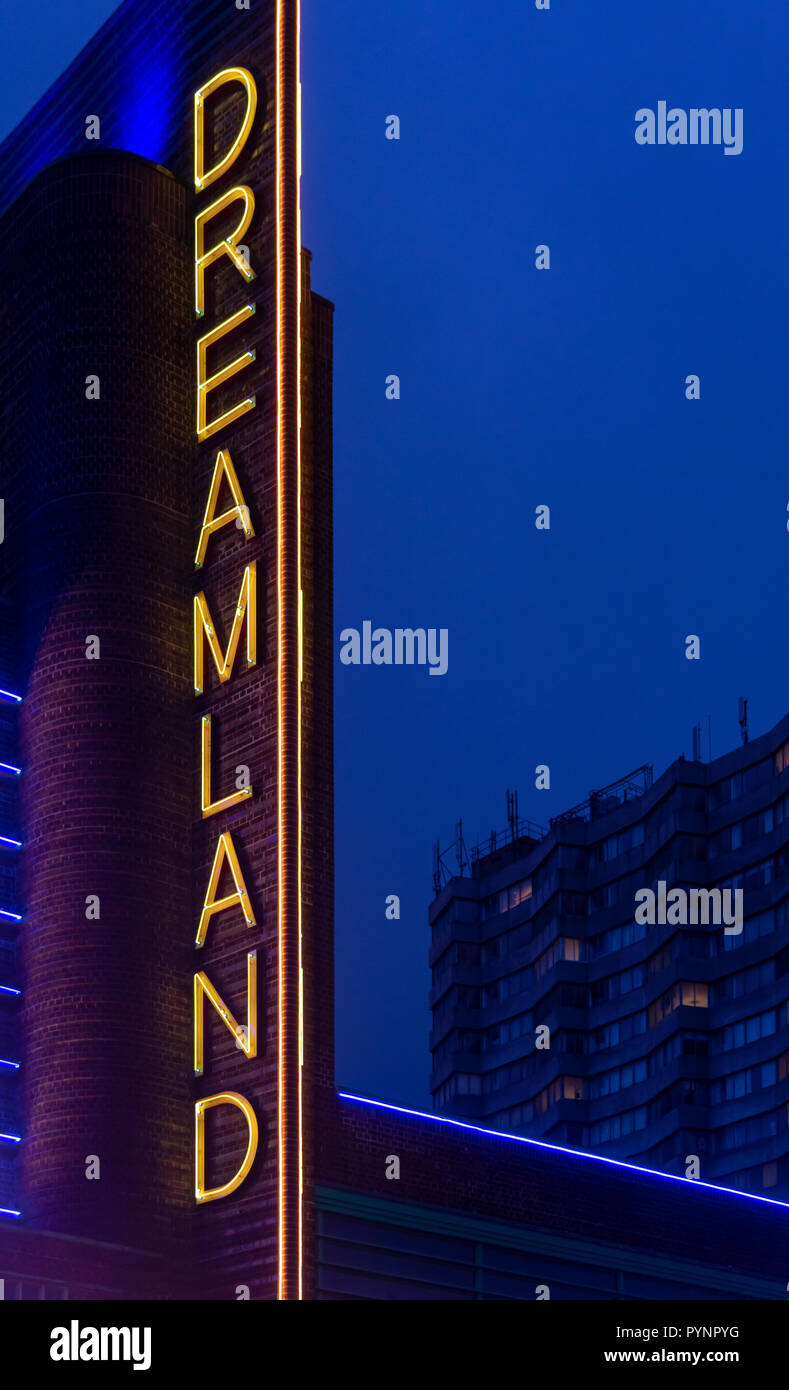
[0,151,193,1251]
[0,0,334,1299]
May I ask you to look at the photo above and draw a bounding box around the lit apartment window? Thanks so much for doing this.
[534,937,583,980]
[648,981,708,1027]
[498,878,532,914]
[681,981,709,1007]
[554,1077,584,1103]
[534,1076,585,1113]
[776,740,789,774]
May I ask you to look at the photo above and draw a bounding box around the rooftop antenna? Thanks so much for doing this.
[455,819,467,877]
[692,724,702,762]
[708,713,712,761]
[432,839,441,896]
[507,788,519,841]
[738,696,749,746]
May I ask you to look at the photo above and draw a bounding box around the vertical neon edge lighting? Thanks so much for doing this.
[276,0,303,1301]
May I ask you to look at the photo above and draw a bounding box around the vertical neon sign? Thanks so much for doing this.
[192,65,260,1211]
[191,0,303,1302]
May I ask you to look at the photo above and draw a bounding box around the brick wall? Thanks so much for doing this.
[0,1218,166,1299]
[316,1093,789,1283]
[0,153,194,1255]
[300,263,335,1302]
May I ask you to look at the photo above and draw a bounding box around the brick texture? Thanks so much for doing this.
[0,153,194,1255]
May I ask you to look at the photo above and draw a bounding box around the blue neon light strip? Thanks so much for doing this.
[0,985,20,996]
[0,910,21,922]
[0,763,21,776]
[338,1091,789,1211]
[0,1059,19,1070]
[0,690,21,704]
[0,836,21,849]
[0,1207,21,1218]
[0,1132,21,1144]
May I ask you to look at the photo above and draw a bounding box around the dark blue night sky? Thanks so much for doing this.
[1,0,787,1108]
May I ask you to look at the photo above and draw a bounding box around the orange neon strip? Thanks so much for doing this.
[276,0,303,1302]
[296,0,304,1305]
[276,0,285,1300]
[276,0,304,1312]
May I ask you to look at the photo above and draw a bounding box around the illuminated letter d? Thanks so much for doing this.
[195,1091,258,1203]
[194,67,257,192]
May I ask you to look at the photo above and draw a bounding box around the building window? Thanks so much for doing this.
[456,1074,481,1096]
[763,1162,778,1189]
[537,1076,585,1111]
[497,877,532,914]
[714,772,743,804]
[776,739,789,774]
[648,943,673,975]
[722,1009,775,1050]
[681,981,709,1008]
[648,981,708,1028]
[561,1076,584,1100]
[534,937,583,980]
